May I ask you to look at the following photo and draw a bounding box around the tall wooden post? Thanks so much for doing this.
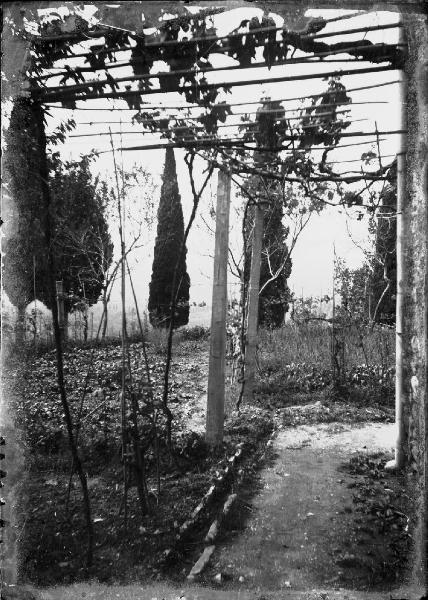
[386,24,407,472]
[242,203,264,404]
[33,254,37,344]
[56,280,66,342]
[206,169,231,446]
[393,139,406,470]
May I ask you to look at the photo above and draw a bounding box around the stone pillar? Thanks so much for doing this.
[401,13,428,588]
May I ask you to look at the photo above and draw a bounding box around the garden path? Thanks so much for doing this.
[204,421,398,593]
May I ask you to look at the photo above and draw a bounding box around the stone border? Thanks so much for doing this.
[185,429,277,581]
[159,442,244,566]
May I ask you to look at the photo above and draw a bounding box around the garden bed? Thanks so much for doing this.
[4,339,273,586]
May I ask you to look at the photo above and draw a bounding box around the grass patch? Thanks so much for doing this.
[255,323,395,410]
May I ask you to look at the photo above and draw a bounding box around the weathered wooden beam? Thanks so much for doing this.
[241,204,264,404]
[206,169,231,446]
[38,64,396,102]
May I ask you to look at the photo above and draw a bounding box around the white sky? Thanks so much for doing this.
[3,6,403,315]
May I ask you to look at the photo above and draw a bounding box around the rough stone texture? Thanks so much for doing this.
[1,4,32,588]
[401,13,428,588]
[187,545,216,581]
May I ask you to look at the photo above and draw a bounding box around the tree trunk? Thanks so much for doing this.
[101,292,108,340]
[15,304,26,344]
[206,170,231,446]
[64,310,69,343]
[83,310,88,342]
[241,204,264,405]
[36,101,94,567]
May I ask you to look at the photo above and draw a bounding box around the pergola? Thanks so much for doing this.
[2,0,427,589]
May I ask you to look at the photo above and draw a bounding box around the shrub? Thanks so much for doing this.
[180,326,210,341]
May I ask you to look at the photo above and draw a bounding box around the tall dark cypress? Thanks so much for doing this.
[2,98,49,325]
[242,98,292,328]
[148,147,190,328]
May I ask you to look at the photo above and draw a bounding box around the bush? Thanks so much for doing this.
[180,326,210,341]
[256,323,395,409]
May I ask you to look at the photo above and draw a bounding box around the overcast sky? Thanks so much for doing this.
[4,5,403,319]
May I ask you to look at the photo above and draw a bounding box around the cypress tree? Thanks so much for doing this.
[148,147,190,328]
[2,98,49,327]
[2,98,113,331]
[242,98,292,328]
[259,195,292,327]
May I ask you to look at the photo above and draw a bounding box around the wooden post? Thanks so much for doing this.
[393,136,406,470]
[206,169,231,446]
[56,280,66,342]
[386,23,407,472]
[242,203,264,404]
[33,254,37,345]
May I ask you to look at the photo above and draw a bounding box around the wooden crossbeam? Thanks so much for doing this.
[38,64,396,102]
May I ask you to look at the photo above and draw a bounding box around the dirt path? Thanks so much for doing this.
[204,421,400,593]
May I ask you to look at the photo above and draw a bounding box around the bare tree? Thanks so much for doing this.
[60,166,156,339]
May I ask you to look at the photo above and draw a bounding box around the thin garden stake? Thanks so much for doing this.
[35,101,94,567]
[126,257,161,497]
[65,306,111,515]
[33,254,37,346]
[109,128,129,529]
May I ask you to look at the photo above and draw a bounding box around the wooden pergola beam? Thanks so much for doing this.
[206,169,231,447]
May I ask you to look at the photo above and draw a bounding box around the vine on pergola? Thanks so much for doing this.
[17,2,402,397]
[16,6,401,292]
[18,4,402,197]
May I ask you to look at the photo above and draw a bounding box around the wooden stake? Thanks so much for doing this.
[33,254,37,345]
[206,169,231,446]
[241,204,264,404]
[56,280,66,342]
[109,128,129,526]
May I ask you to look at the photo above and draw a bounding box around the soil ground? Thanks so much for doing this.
[10,417,418,600]
[203,421,409,592]
[3,338,418,599]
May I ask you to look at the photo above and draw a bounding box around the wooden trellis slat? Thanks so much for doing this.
[70,128,404,143]
[71,107,355,128]
[95,136,388,155]
[39,64,396,103]
[44,79,401,110]
[69,117,368,138]
[30,21,401,56]
[33,42,398,82]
